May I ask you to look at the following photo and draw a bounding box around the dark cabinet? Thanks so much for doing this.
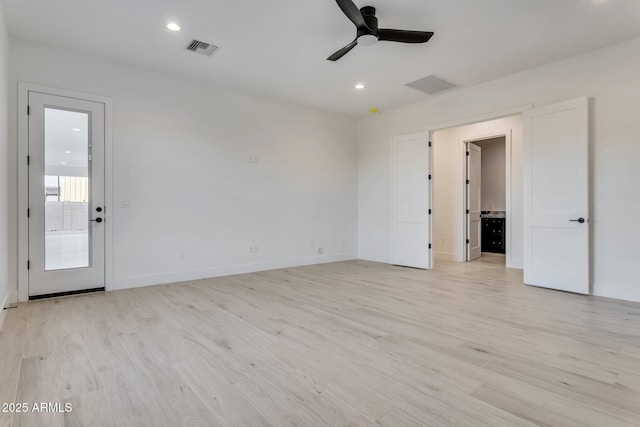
[481,218,505,254]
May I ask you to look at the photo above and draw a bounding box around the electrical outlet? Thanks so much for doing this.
[248,245,259,253]
[248,156,258,164]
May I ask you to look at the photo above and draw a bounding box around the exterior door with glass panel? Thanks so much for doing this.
[28,92,105,297]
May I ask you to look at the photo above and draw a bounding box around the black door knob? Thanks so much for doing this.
[569,218,585,223]
[96,207,103,212]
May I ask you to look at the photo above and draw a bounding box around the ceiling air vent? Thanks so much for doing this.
[185,40,219,57]
[405,75,458,95]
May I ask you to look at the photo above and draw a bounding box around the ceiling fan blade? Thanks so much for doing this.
[327,39,358,61]
[378,29,434,43]
[335,0,370,30]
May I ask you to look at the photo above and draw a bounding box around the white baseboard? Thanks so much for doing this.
[106,254,640,304]
[434,251,459,262]
[593,283,640,303]
[0,292,9,331]
[356,253,390,264]
[507,259,523,270]
[108,252,357,291]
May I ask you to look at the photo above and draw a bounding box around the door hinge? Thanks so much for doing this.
[466,179,470,185]
[27,208,30,218]
[428,141,432,147]
[27,260,30,270]
[466,209,470,214]
[466,151,470,156]
[428,174,432,180]
[428,209,432,215]
[428,243,432,249]
[466,239,470,244]
[27,155,30,165]
[27,105,30,115]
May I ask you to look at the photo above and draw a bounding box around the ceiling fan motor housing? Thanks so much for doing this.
[357,6,379,45]
[360,6,378,35]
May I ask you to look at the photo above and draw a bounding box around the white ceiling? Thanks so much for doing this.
[5,0,640,116]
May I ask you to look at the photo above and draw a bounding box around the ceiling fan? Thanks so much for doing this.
[327,0,434,61]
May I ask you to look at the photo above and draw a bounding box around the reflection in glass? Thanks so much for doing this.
[44,108,90,271]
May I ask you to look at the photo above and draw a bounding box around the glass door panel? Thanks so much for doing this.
[43,108,91,271]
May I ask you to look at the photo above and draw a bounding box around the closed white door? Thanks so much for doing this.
[391,133,431,269]
[28,91,106,298]
[466,142,482,261]
[524,97,589,294]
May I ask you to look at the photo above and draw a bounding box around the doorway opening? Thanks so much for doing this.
[392,97,588,294]
[431,114,522,269]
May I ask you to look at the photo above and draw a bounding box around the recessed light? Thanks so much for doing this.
[61,161,66,165]
[167,22,181,32]
[355,83,365,90]
[65,150,71,154]
[72,128,81,132]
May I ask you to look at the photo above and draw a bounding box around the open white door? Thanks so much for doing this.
[466,142,482,261]
[391,133,431,269]
[524,97,589,294]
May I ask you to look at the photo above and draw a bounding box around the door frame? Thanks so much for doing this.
[17,82,113,302]
[427,104,530,269]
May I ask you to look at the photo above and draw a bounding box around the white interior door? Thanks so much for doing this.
[524,97,589,294]
[466,142,482,261]
[28,91,106,298]
[392,133,431,269]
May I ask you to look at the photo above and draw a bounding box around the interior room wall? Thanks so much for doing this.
[432,118,521,263]
[0,2,10,322]
[475,137,506,211]
[357,36,640,302]
[8,37,358,299]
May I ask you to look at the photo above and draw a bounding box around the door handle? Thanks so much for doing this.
[90,217,103,223]
[569,218,585,223]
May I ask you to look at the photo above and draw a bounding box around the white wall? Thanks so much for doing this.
[475,137,506,212]
[432,117,521,264]
[358,36,640,302]
[0,2,10,321]
[8,37,357,299]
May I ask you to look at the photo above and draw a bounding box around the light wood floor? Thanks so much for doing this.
[1,260,640,427]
